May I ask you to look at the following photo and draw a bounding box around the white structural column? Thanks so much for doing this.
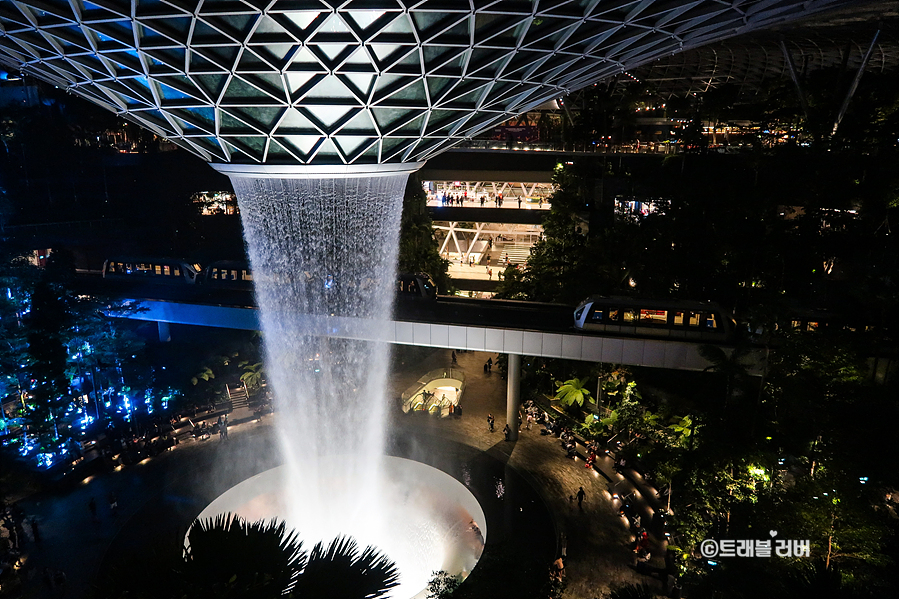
[506,353,522,442]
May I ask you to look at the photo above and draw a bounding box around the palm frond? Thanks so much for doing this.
[295,535,399,599]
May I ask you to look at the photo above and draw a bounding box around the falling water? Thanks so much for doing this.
[231,173,411,583]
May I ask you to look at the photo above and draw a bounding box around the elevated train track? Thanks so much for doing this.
[75,276,766,375]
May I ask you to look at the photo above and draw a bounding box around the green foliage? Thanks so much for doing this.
[427,570,462,599]
[190,366,215,385]
[398,176,451,294]
[96,513,399,599]
[239,362,265,392]
[553,377,592,407]
[184,513,306,597]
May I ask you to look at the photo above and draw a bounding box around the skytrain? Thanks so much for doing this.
[103,256,437,299]
[573,296,735,341]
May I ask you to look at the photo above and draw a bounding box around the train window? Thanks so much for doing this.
[243,271,252,281]
[687,312,701,327]
[587,308,602,322]
[705,314,718,329]
[409,282,419,293]
[174,267,181,276]
[154,265,162,275]
[574,307,585,321]
[607,308,620,322]
[640,309,667,324]
[791,320,801,329]
[421,278,433,292]
[673,311,684,325]
[163,265,171,276]
[622,309,638,323]
[806,321,818,332]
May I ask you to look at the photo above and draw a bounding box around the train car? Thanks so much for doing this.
[204,260,253,290]
[102,257,201,284]
[397,273,437,300]
[573,296,734,341]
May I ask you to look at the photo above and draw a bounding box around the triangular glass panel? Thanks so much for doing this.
[220,111,255,132]
[343,47,372,65]
[385,79,427,104]
[223,77,267,100]
[426,77,454,102]
[281,134,321,157]
[334,135,372,156]
[339,110,376,134]
[290,46,324,66]
[286,72,316,94]
[344,10,386,31]
[277,108,318,132]
[253,15,290,36]
[189,51,224,74]
[380,137,413,160]
[157,82,198,102]
[341,73,374,97]
[381,14,413,35]
[371,107,415,131]
[193,74,228,99]
[200,45,240,70]
[210,14,258,38]
[317,43,350,61]
[370,44,400,63]
[395,114,425,135]
[302,75,357,100]
[356,144,379,163]
[317,13,351,34]
[284,12,322,31]
[232,106,285,130]
[303,105,353,129]
[312,138,340,159]
[266,139,297,161]
[410,11,446,33]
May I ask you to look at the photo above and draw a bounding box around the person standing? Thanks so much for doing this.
[576,486,586,510]
[503,424,511,441]
[451,350,457,364]
[487,413,495,432]
[30,518,40,543]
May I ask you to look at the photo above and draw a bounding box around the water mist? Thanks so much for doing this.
[226,171,477,597]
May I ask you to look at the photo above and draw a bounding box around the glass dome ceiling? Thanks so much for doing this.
[0,0,856,166]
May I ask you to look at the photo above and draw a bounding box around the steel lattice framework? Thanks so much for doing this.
[0,0,861,166]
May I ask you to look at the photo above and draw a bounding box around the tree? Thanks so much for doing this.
[427,571,462,599]
[239,361,265,393]
[553,377,592,408]
[96,513,399,599]
[398,176,451,294]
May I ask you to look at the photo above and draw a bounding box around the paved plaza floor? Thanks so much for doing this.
[8,345,660,598]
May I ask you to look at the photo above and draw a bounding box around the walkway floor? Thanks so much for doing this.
[6,345,664,598]
[427,198,550,210]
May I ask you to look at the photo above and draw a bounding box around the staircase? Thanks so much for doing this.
[226,384,250,410]
[500,243,532,265]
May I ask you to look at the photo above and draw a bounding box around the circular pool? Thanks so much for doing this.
[193,456,486,598]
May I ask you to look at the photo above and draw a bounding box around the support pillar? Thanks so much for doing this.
[506,353,521,441]
[157,320,171,342]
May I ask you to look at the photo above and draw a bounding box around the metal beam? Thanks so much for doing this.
[832,29,880,137]
[779,40,810,119]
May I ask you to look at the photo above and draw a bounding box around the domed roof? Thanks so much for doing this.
[0,0,857,165]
